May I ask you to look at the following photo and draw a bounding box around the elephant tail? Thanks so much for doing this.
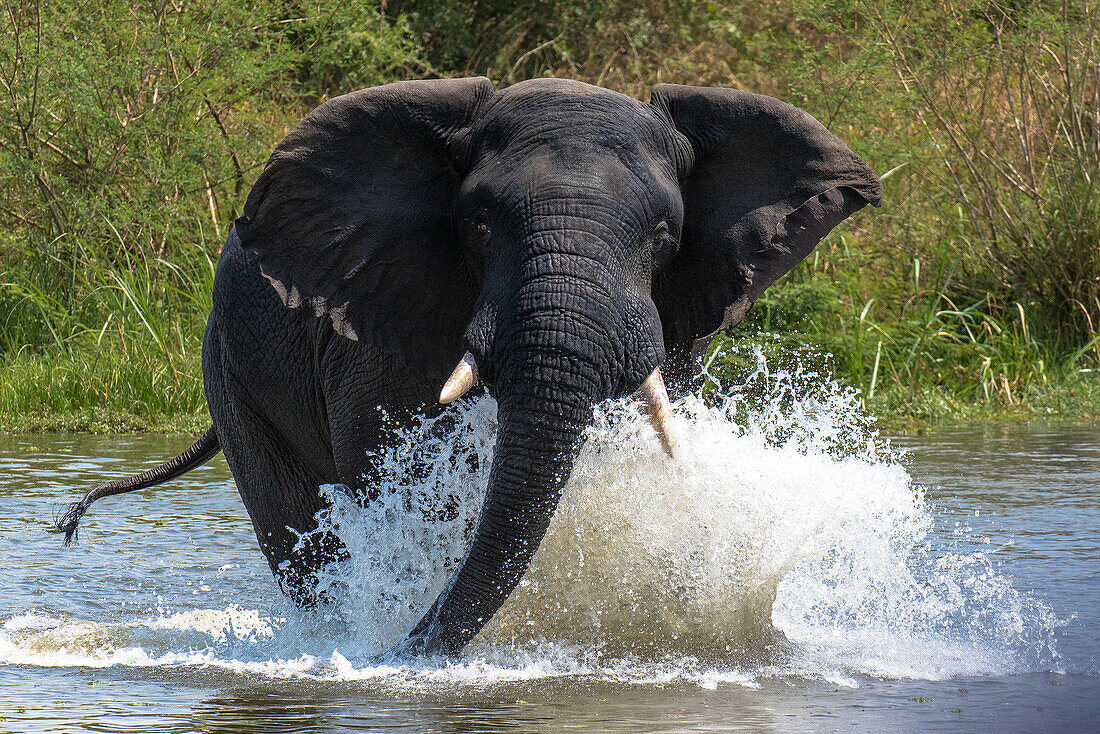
[50,426,221,545]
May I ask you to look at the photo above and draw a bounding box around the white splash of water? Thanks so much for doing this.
[0,346,1064,687]
[0,606,279,669]
[298,395,498,655]
[287,345,1063,681]
[482,350,1063,680]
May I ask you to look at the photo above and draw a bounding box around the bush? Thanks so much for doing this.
[0,1,424,425]
[773,0,1100,352]
[1,0,1096,428]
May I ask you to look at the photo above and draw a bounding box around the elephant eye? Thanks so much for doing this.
[468,212,491,238]
[650,220,679,270]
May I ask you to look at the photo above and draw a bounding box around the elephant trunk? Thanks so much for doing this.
[406,313,610,655]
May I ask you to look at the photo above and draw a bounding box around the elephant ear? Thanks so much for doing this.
[234,77,495,382]
[650,84,883,348]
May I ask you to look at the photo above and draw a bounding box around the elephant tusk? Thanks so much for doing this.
[439,352,479,404]
[636,368,677,458]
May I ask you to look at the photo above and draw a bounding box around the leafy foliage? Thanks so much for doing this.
[774,0,1100,351]
[0,1,421,427]
[0,0,1096,430]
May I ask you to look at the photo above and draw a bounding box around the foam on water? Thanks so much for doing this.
[0,347,1064,688]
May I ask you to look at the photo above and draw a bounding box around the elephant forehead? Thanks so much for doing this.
[475,81,676,159]
[466,119,681,213]
[462,148,678,230]
[494,77,637,107]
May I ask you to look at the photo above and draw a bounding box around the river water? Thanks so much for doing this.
[1,362,1098,732]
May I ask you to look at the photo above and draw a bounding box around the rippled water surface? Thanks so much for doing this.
[2,369,1098,732]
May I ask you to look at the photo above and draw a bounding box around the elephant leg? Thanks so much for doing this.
[219,405,349,607]
[320,336,442,503]
[204,324,347,608]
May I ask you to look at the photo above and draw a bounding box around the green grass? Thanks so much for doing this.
[0,345,207,433]
[705,226,1100,430]
[0,228,213,433]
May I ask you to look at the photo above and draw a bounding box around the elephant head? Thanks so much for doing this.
[233,77,882,655]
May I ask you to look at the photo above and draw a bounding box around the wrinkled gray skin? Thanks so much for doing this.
[196,77,881,656]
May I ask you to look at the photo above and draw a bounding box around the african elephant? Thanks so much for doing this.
[54,77,881,656]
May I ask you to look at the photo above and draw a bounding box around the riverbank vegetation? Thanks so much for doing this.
[1,0,1097,432]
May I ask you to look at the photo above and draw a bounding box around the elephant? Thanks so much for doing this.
[52,77,882,656]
